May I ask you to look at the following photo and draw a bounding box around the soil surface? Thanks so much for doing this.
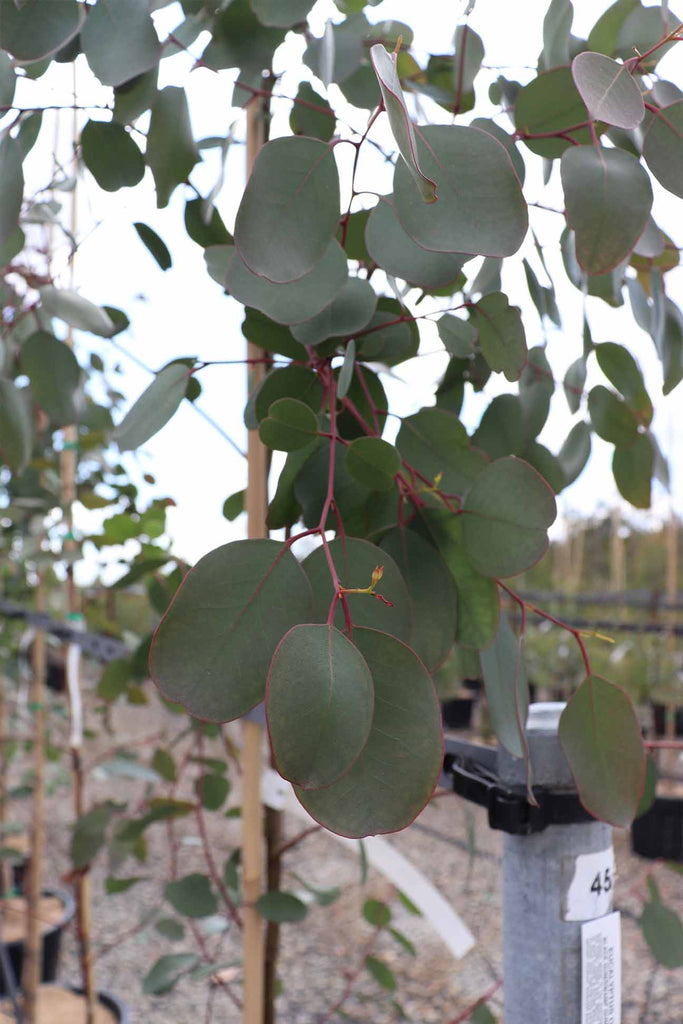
[0,985,118,1023]
[5,689,683,1023]
[0,895,64,944]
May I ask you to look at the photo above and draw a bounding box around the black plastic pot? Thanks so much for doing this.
[441,696,475,730]
[631,795,683,862]
[0,888,75,995]
[70,986,130,1022]
[651,703,683,738]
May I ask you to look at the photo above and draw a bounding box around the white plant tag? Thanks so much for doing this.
[564,848,615,921]
[581,911,621,1024]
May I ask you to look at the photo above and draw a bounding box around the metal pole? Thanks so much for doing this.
[500,704,616,1024]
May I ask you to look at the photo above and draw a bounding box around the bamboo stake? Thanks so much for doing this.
[609,507,626,593]
[242,90,270,1024]
[61,67,97,1023]
[22,578,46,1023]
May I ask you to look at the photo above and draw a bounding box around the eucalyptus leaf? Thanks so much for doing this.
[114,363,189,452]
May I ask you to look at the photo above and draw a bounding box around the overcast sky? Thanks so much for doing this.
[11,0,683,580]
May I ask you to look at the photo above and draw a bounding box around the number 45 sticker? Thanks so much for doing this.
[591,867,613,896]
[564,848,616,921]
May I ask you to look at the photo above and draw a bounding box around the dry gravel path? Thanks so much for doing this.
[7,693,683,1023]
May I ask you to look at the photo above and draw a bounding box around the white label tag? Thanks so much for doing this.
[261,768,289,811]
[581,911,621,1024]
[564,848,615,921]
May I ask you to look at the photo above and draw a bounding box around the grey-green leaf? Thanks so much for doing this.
[142,954,198,996]
[226,242,348,326]
[561,145,652,276]
[480,614,529,759]
[365,198,466,291]
[234,137,340,284]
[134,222,172,271]
[150,540,313,721]
[164,874,217,919]
[370,44,437,203]
[0,0,85,62]
[114,363,189,452]
[21,331,82,427]
[0,136,23,251]
[0,379,33,474]
[266,624,374,789]
[82,0,161,87]
[291,278,377,346]
[571,51,644,129]
[81,119,145,192]
[147,87,200,209]
[393,125,527,257]
[295,628,442,838]
[39,286,116,337]
[256,890,309,922]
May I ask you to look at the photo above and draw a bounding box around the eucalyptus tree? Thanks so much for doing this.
[1,0,682,860]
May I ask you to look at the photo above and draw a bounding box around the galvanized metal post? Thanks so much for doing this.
[499,703,616,1024]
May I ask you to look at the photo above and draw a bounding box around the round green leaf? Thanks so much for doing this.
[82,0,161,87]
[21,331,81,427]
[195,773,230,810]
[379,527,456,672]
[587,385,638,446]
[641,900,683,969]
[142,953,198,996]
[470,117,526,184]
[150,540,313,721]
[246,365,323,429]
[250,0,312,28]
[612,433,653,509]
[642,100,683,199]
[522,441,566,494]
[470,292,527,382]
[114,363,189,452]
[147,86,200,209]
[184,197,231,248]
[365,199,467,290]
[0,0,85,61]
[226,241,348,326]
[392,125,527,257]
[234,137,340,284]
[514,67,592,158]
[363,898,391,928]
[595,342,652,424]
[164,873,218,918]
[291,278,377,345]
[259,397,319,452]
[346,437,400,491]
[134,222,172,271]
[113,66,159,126]
[558,675,645,828]
[396,407,489,496]
[242,309,305,361]
[0,379,33,475]
[81,120,145,192]
[301,538,411,641]
[472,394,525,461]
[462,456,557,578]
[0,51,15,110]
[295,628,442,838]
[561,145,652,276]
[0,137,23,252]
[355,309,419,367]
[571,51,644,129]
[419,509,500,650]
[437,315,478,358]
[290,82,335,141]
[266,624,374,789]
[256,890,308,923]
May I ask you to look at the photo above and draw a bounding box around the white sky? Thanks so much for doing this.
[8,0,683,579]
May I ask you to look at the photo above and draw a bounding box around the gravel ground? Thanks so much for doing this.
[7,690,683,1023]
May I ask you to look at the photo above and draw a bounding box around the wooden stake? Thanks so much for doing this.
[22,578,46,1023]
[609,507,626,593]
[242,90,270,1024]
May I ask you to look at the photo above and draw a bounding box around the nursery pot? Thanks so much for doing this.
[631,794,683,862]
[651,703,683,738]
[440,696,475,730]
[0,984,128,1023]
[0,888,75,995]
